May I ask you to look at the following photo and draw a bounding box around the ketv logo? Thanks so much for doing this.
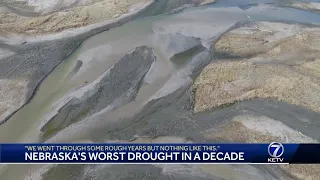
[267,142,284,163]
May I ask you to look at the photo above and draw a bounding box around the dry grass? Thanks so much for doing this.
[0,0,151,34]
[214,30,273,57]
[0,12,21,24]
[260,31,320,65]
[215,28,320,64]
[194,61,320,113]
[194,24,320,113]
[203,120,280,143]
[281,164,320,180]
[301,59,320,73]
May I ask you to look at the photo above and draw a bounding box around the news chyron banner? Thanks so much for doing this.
[0,143,319,164]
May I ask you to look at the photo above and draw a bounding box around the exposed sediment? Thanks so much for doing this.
[40,46,155,132]
[153,33,202,59]
[152,6,247,48]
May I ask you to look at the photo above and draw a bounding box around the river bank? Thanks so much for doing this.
[290,1,320,11]
[0,0,152,34]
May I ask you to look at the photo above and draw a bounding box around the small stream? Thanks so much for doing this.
[0,0,320,179]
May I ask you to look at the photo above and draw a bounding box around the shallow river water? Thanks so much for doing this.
[0,0,320,179]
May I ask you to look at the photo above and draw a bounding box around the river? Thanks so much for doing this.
[0,0,320,179]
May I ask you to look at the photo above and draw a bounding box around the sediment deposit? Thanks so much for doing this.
[40,46,155,132]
